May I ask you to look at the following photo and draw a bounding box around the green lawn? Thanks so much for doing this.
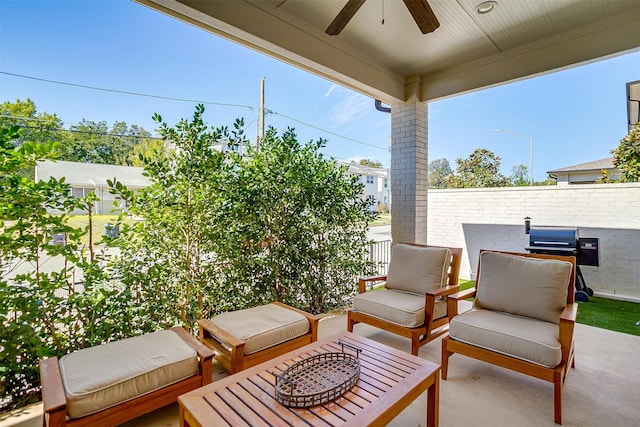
[457,280,640,336]
[67,215,138,245]
[371,213,390,226]
[576,296,640,336]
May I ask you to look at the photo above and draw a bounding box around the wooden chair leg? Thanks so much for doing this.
[554,371,563,425]
[347,312,355,332]
[411,333,420,356]
[230,344,245,374]
[441,336,451,380]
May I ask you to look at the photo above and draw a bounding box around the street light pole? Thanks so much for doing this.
[492,129,534,185]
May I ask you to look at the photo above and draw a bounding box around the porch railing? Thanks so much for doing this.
[367,239,391,276]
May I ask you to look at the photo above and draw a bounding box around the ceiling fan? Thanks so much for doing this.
[326,0,440,36]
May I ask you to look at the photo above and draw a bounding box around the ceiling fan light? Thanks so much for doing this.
[476,1,497,14]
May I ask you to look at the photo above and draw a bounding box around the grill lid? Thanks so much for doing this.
[528,227,579,248]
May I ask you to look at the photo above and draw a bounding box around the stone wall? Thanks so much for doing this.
[426,183,640,300]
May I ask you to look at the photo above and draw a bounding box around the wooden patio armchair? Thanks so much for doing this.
[348,243,462,355]
[441,250,577,424]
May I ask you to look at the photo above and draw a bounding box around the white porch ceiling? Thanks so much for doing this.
[137,0,640,104]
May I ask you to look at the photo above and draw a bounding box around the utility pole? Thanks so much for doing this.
[257,77,265,151]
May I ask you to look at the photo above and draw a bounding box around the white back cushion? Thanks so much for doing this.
[474,251,572,324]
[386,244,451,294]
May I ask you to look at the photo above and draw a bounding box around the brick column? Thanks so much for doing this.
[390,100,428,244]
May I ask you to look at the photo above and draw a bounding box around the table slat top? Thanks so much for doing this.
[179,331,439,427]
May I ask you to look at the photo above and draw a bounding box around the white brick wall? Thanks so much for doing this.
[391,102,428,244]
[426,183,640,300]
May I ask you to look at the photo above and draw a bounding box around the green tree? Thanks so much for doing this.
[611,128,640,182]
[359,158,383,168]
[107,105,232,332]
[59,120,153,165]
[0,125,112,411]
[108,105,376,331]
[0,99,63,148]
[538,176,558,186]
[428,158,453,188]
[128,131,168,166]
[447,148,510,188]
[217,126,376,314]
[2,98,159,167]
[0,99,63,178]
[510,164,530,186]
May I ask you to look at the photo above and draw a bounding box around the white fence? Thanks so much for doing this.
[426,183,640,301]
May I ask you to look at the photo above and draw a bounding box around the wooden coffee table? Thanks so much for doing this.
[179,331,440,427]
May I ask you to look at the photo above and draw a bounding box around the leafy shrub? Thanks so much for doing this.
[108,106,376,331]
[0,126,119,411]
[1,106,376,411]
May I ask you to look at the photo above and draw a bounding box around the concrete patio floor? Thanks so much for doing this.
[3,309,640,427]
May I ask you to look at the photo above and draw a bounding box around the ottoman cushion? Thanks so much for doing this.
[211,303,309,355]
[59,329,198,419]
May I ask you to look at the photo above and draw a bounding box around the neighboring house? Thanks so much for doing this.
[341,162,390,212]
[35,160,150,214]
[213,139,248,156]
[547,157,620,185]
[628,80,640,133]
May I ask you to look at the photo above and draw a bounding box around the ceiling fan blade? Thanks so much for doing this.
[326,0,367,36]
[403,0,440,34]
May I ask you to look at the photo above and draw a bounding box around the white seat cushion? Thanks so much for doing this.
[475,251,572,324]
[449,308,562,368]
[59,329,198,419]
[211,303,309,355]
[385,244,451,294]
[353,289,447,328]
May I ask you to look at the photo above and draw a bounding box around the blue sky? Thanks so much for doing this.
[1,0,638,182]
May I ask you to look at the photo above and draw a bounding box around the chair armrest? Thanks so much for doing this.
[358,275,387,293]
[172,326,214,385]
[448,287,477,301]
[446,287,477,319]
[39,357,67,416]
[172,326,215,361]
[198,318,245,348]
[560,303,577,323]
[426,284,460,298]
[559,303,577,365]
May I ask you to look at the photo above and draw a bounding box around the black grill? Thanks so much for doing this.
[526,227,578,254]
[525,227,598,301]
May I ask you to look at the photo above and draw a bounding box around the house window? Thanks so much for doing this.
[71,187,94,198]
[366,195,375,203]
[366,176,374,184]
[384,178,388,188]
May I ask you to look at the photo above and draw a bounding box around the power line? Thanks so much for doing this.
[11,123,163,140]
[1,71,255,112]
[3,71,388,153]
[269,110,389,151]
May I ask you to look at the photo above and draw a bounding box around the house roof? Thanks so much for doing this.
[36,160,150,188]
[341,161,389,178]
[547,157,615,174]
[137,0,640,103]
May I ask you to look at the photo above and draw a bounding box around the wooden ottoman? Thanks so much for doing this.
[39,326,213,427]
[198,301,320,373]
